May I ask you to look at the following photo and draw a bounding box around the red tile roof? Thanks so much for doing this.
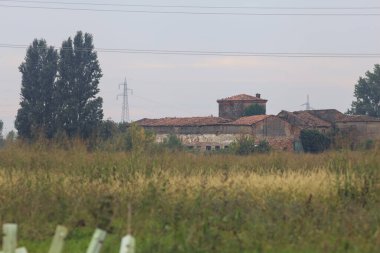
[228,115,272,125]
[135,117,231,127]
[217,94,267,103]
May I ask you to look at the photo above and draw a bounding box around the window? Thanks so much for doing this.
[206,146,212,151]
[187,146,194,150]
[215,146,221,150]
[224,146,229,149]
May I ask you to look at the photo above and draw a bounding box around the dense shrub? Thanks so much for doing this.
[231,136,256,155]
[231,136,271,155]
[300,129,331,153]
[121,123,155,152]
[243,104,266,116]
[161,134,183,150]
[256,140,271,153]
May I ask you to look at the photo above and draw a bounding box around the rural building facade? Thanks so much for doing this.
[136,94,380,151]
[278,109,380,144]
[137,115,299,151]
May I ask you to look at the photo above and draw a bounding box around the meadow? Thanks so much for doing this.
[0,143,379,253]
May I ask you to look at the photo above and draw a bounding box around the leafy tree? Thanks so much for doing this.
[5,131,17,143]
[97,120,120,141]
[56,31,103,138]
[0,120,4,147]
[15,39,58,139]
[162,134,183,150]
[243,104,266,116]
[0,120,3,139]
[300,130,331,153]
[349,64,380,117]
[122,123,155,152]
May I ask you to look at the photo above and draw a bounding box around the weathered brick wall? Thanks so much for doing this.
[155,133,296,151]
[141,115,300,151]
[262,137,295,151]
[142,125,252,135]
[336,122,380,141]
[252,116,296,137]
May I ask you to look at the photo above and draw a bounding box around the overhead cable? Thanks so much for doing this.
[0,4,380,16]
[1,43,379,58]
[0,0,379,10]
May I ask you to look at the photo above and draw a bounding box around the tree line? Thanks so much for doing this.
[15,31,103,140]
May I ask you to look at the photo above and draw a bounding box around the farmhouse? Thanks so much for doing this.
[135,93,380,151]
[136,94,300,151]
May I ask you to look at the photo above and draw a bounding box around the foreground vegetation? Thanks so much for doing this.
[0,143,379,253]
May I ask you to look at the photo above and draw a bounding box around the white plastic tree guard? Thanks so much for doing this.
[1,224,28,253]
[48,226,68,253]
[86,228,107,253]
[119,235,135,253]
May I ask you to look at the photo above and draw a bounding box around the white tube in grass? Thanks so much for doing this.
[119,235,135,253]
[48,226,68,253]
[119,203,136,253]
[3,224,17,253]
[0,248,28,253]
[15,248,27,253]
[86,229,107,253]
[2,224,28,253]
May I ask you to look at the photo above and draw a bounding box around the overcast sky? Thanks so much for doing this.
[1,0,379,133]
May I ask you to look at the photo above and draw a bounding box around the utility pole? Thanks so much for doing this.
[117,77,133,123]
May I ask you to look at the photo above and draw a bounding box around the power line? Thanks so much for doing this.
[1,4,380,16]
[1,0,379,10]
[1,43,379,58]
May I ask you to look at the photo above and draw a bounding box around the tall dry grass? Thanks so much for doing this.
[0,143,379,252]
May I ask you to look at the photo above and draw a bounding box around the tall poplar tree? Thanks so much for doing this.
[56,31,103,138]
[0,120,3,147]
[15,39,58,139]
[0,120,3,139]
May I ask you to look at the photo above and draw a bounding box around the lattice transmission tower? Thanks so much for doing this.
[117,77,133,123]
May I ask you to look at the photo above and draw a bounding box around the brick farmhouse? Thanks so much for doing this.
[136,94,380,151]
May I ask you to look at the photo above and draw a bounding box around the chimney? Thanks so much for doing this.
[256,93,261,98]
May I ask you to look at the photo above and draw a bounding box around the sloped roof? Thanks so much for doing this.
[304,109,380,123]
[217,94,267,103]
[278,110,331,128]
[336,115,380,122]
[306,109,347,123]
[135,117,231,127]
[228,115,272,125]
[294,111,331,127]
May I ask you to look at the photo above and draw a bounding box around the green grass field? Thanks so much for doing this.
[0,144,379,253]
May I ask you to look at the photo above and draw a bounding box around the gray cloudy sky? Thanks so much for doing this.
[1,0,379,133]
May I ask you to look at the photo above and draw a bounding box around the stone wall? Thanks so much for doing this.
[155,133,296,151]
